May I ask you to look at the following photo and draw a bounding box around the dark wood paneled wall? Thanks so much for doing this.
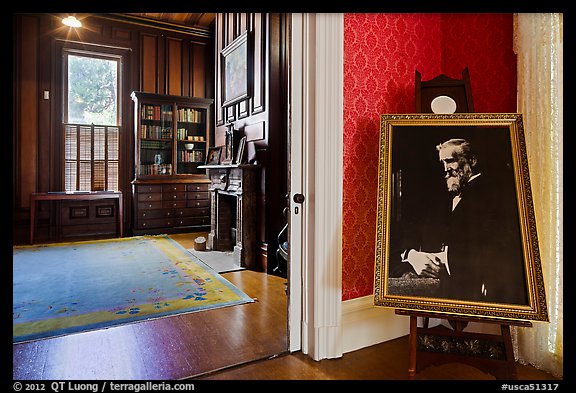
[12,13,214,244]
[140,32,210,98]
[214,13,289,274]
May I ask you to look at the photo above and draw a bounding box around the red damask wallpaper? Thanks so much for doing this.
[342,13,517,300]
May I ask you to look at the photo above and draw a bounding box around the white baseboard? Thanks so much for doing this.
[341,295,502,354]
[341,294,410,354]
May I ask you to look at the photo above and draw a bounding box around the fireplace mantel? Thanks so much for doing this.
[199,164,260,270]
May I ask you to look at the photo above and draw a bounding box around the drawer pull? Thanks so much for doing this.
[142,223,147,227]
[173,195,177,199]
[167,212,171,216]
[142,213,146,217]
[148,204,153,208]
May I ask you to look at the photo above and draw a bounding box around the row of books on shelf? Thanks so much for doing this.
[176,128,206,141]
[140,163,173,176]
[141,104,173,121]
[177,150,204,163]
[141,140,171,150]
[140,125,173,139]
[177,107,203,123]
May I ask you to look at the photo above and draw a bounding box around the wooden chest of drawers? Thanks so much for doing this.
[132,180,211,235]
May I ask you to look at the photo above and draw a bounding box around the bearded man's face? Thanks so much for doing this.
[444,161,473,194]
[438,146,473,195]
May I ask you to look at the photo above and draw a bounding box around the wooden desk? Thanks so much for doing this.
[30,191,123,244]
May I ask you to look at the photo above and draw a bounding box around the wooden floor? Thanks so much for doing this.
[13,233,289,380]
[12,232,560,381]
[197,335,561,381]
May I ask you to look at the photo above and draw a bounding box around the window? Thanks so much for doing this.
[63,51,121,191]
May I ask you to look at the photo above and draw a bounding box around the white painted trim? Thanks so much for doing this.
[311,12,344,361]
[290,13,344,361]
[341,295,410,354]
[287,13,305,354]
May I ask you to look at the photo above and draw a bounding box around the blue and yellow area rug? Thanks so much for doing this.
[13,235,254,343]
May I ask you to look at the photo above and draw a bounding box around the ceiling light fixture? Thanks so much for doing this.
[62,16,82,28]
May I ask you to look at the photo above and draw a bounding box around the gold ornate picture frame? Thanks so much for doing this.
[374,113,548,322]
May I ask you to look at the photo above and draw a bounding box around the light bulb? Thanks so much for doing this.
[62,16,82,28]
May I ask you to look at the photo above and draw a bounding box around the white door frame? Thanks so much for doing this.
[288,13,344,360]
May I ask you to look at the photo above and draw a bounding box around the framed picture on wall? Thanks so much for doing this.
[373,113,548,323]
[221,30,251,107]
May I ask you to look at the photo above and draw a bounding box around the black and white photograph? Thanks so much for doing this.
[374,114,548,322]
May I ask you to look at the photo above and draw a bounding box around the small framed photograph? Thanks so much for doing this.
[235,136,247,164]
[374,113,548,323]
[206,146,222,166]
[221,127,234,165]
[221,30,251,107]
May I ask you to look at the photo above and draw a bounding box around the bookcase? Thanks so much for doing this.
[132,92,214,178]
[131,91,214,235]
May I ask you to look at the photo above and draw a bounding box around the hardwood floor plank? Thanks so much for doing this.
[12,340,48,380]
[104,325,150,379]
[130,317,198,380]
[42,329,116,379]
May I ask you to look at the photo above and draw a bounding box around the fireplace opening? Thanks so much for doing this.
[216,193,237,251]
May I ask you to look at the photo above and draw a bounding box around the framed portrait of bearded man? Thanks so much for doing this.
[373,113,548,322]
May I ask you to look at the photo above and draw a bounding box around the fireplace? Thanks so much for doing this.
[200,164,260,270]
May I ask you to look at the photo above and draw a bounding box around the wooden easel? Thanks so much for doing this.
[405,70,535,379]
[396,309,532,380]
